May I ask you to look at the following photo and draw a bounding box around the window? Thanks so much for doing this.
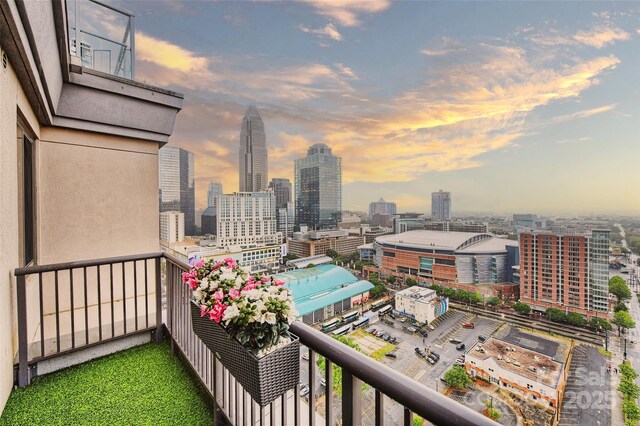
[19,124,36,265]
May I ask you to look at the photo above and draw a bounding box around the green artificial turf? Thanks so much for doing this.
[0,341,214,425]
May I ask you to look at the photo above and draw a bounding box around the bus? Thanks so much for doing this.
[342,310,359,324]
[352,316,370,329]
[370,300,386,312]
[321,318,342,332]
[332,324,352,336]
[378,305,392,316]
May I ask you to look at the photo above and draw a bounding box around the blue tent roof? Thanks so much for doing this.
[275,265,374,316]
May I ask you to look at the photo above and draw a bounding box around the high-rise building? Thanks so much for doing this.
[277,202,295,241]
[159,146,195,235]
[519,229,610,318]
[392,213,424,234]
[269,178,292,209]
[431,190,451,221]
[239,105,268,192]
[369,198,397,219]
[207,182,223,207]
[160,211,185,243]
[294,143,342,229]
[216,192,281,247]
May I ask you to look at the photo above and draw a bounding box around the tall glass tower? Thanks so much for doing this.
[159,146,195,235]
[207,181,223,207]
[239,105,268,192]
[295,143,341,229]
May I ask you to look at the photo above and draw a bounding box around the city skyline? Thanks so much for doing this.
[118,1,640,215]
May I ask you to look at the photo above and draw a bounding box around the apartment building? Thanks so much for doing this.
[215,192,281,248]
[160,211,185,243]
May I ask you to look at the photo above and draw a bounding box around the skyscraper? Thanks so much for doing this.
[269,178,292,209]
[431,190,451,221]
[159,146,195,235]
[239,105,268,192]
[295,143,341,229]
[207,181,223,207]
[369,198,397,219]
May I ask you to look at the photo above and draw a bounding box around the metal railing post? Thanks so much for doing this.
[155,257,162,342]
[17,274,29,387]
[342,369,362,426]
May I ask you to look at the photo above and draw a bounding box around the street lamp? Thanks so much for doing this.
[624,338,628,361]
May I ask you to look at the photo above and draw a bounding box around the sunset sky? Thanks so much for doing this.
[113,0,640,215]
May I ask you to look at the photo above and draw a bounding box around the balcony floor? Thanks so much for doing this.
[0,341,214,425]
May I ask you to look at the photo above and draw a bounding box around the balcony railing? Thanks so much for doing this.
[15,252,497,425]
[66,0,135,79]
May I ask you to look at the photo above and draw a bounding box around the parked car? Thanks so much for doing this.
[427,356,436,365]
[428,324,436,331]
[382,334,390,341]
[456,343,466,351]
[400,318,407,323]
[449,338,462,344]
[389,313,397,319]
[389,337,397,344]
[302,353,309,360]
[369,328,377,335]
[462,323,475,329]
[415,347,426,357]
[454,360,465,366]
[385,352,397,358]
[419,329,429,337]
[427,353,439,364]
[407,327,417,333]
[300,384,310,397]
[478,335,487,342]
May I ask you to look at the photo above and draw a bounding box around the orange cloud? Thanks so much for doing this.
[573,26,631,48]
[301,0,391,27]
[136,32,209,72]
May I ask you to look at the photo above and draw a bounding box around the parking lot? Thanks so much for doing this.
[298,308,506,424]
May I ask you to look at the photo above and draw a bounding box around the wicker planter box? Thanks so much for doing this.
[190,302,300,406]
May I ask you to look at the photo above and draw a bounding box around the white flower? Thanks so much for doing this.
[243,289,261,300]
[208,280,219,290]
[192,289,206,302]
[263,312,277,324]
[234,276,245,288]
[253,299,265,313]
[222,304,240,322]
[277,292,289,302]
[267,286,280,294]
[198,279,209,290]
[220,271,236,282]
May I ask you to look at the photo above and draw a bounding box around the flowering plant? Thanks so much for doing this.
[183,258,298,357]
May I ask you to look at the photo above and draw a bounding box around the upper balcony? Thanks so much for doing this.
[66,0,135,80]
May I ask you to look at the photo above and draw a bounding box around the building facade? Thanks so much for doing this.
[201,206,217,235]
[160,211,185,243]
[431,190,451,222]
[288,230,365,258]
[159,146,195,235]
[519,229,610,318]
[269,178,292,209]
[294,143,342,229]
[277,202,295,241]
[239,105,268,192]
[395,286,449,324]
[0,0,182,412]
[369,198,397,220]
[216,192,280,248]
[424,221,489,233]
[207,182,223,207]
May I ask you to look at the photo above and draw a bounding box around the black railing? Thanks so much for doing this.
[14,252,163,386]
[15,252,497,425]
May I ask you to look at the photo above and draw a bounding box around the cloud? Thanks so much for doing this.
[300,0,391,27]
[573,26,631,48]
[556,137,593,145]
[552,104,617,123]
[297,23,342,41]
[136,32,209,72]
[334,63,358,79]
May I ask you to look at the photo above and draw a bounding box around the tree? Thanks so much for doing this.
[546,308,567,323]
[486,296,500,307]
[615,301,629,312]
[483,400,502,421]
[566,312,586,327]
[283,253,299,262]
[413,417,425,426]
[386,275,396,284]
[444,366,472,389]
[405,278,418,287]
[470,291,483,304]
[613,310,636,335]
[589,317,612,331]
[610,276,632,302]
[306,263,316,269]
[619,379,640,400]
[370,284,386,298]
[513,302,531,315]
[325,249,339,259]
[316,336,361,396]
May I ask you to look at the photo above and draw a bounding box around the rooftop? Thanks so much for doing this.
[376,230,517,253]
[397,286,437,301]
[275,265,374,316]
[467,337,564,387]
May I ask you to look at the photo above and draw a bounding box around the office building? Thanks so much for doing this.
[159,146,195,235]
[424,221,489,233]
[519,229,610,318]
[395,286,449,324]
[392,213,424,234]
[207,182,223,207]
[160,211,185,243]
[338,212,362,229]
[513,214,546,233]
[431,190,451,221]
[239,105,268,192]
[269,178,292,209]
[274,265,374,324]
[295,143,342,229]
[201,206,217,235]
[216,192,280,247]
[369,198,397,221]
[287,230,364,258]
[277,202,295,240]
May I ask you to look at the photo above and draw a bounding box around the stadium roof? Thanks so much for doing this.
[275,265,374,316]
[375,230,517,253]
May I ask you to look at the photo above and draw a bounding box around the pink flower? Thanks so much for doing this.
[274,279,285,287]
[242,282,257,292]
[208,302,227,323]
[193,259,205,269]
[229,288,241,300]
[224,258,238,268]
[213,289,224,302]
[199,305,209,317]
[213,261,223,270]
[261,276,270,284]
[188,278,199,290]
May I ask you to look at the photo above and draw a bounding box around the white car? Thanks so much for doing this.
[302,353,309,361]
[428,325,435,331]
[300,384,310,397]
[400,318,407,323]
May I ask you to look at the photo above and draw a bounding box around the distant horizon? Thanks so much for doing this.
[122,1,640,215]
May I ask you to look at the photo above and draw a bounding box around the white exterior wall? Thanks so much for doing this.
[216,192,281,247]
[160,211,184,243]
[395,288,442,324]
